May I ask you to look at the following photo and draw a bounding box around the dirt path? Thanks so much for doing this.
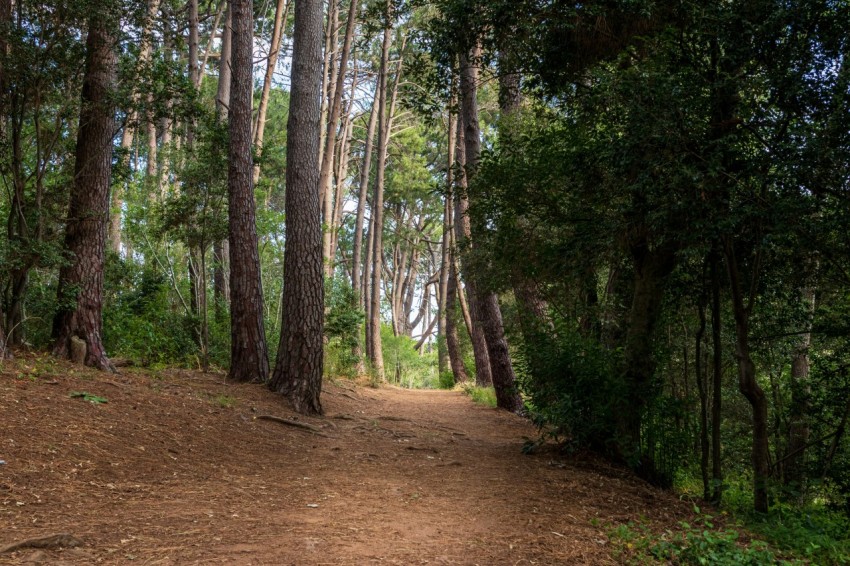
[1,358,689,564]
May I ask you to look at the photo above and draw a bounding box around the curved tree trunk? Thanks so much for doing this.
[453,110,491,387]
[52,17,116,373]
[227,0,269,383]
[269,0,325,415]
[724,238,770,513]
[459,48,521,411]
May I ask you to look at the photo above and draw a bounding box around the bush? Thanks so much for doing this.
[609,509,795,565]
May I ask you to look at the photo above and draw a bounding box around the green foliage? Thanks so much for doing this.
[437,371,455,389]
[718,482,850,565]
[70,392,108,405]
[462,385,497,408]
[324,278,365,379]
[381,325,438,389]
[518,323,624,454]
[609,510,795,566]
[102,255,197,365]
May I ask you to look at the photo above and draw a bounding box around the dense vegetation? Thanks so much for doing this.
[2,0,850,559]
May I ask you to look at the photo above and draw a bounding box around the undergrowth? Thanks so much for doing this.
[608,506,800,565]
[462,385,497,408]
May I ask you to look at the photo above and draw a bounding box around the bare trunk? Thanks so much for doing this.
[213,5,232,309]
[367,10,393,380]
[453,105,491,386]
[112,0,159,254]
[724,238,770,513]
[228,0,270,383]
[618,236,678,481]
[320,0,359,275]
[784,281,816,495]
[461,46,521,411]
[710,248,724,503]
[252,0,291,184]
[351,84,379,302]
[52,17,116,373]
[269,0,325,415]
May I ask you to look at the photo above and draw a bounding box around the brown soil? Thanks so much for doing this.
[1,355,693,565]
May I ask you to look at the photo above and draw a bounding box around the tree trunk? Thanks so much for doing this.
[351,84,379,303]
[213,4,233,310]
[320,0,359,275]
[459,47,520,410]
[437,116,454,374]
[367,9,393,380]
[710,248,724,504]
[228,0,269,383]
[618,236,677,479]
[112,0,159,255]
[784,280,816,496]
[252,0,290,184]
[453,105,491,387]
[269,0,325,415]
[695,290,710,501]
[52,17,116,373]
[724,238,770,513]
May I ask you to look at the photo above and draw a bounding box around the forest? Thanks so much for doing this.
[2,0,850,562]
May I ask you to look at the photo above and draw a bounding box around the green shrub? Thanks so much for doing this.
[609,509,796,565]
[438,371,455,389]
[463,385,497,408]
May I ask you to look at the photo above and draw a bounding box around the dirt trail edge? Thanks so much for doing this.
[1,361,691,565]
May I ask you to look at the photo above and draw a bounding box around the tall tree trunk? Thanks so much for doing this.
[459,48,521,410]
[188,0,200,87]
[710,248,724,504]
[213,4,233,313]
[453,106,491,386]
[112,0,159,255]
[320,0,359,275]
[695,288,710,501]
[367,9,393,380]
[618,236,678,480]
[252,0,290,184]
[784,279,816,496]
[724,238,770,513]
[52,16,116,373]
[352,85,379,302]
[269,0,325,415]
[437,117,454,374]
[228,0,269,383]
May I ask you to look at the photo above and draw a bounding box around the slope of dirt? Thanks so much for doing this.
[1,355,692,564]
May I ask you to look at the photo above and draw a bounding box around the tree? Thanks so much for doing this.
[227,0,269,383]
[458,46,521,412]
[269,0,325,414]
[52,14,117,372]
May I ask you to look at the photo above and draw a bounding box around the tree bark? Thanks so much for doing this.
[112,0,159,255]
[269,0,325,415]
[784,279,816,495]
[459,48,521,411]
[437,115,454,374]
[618,235,677,479]
[320,0,359,275]
[724,238,770,513]
[52,17,117,373]
[252,0,291,184]
[213,4,233,311]
[710,249,724,504]
[352,85,379,303]
[367,9,394,380]
[453,104,491,387]
[227,0,270,383]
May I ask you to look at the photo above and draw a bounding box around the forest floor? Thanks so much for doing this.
[0,354,695,565]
